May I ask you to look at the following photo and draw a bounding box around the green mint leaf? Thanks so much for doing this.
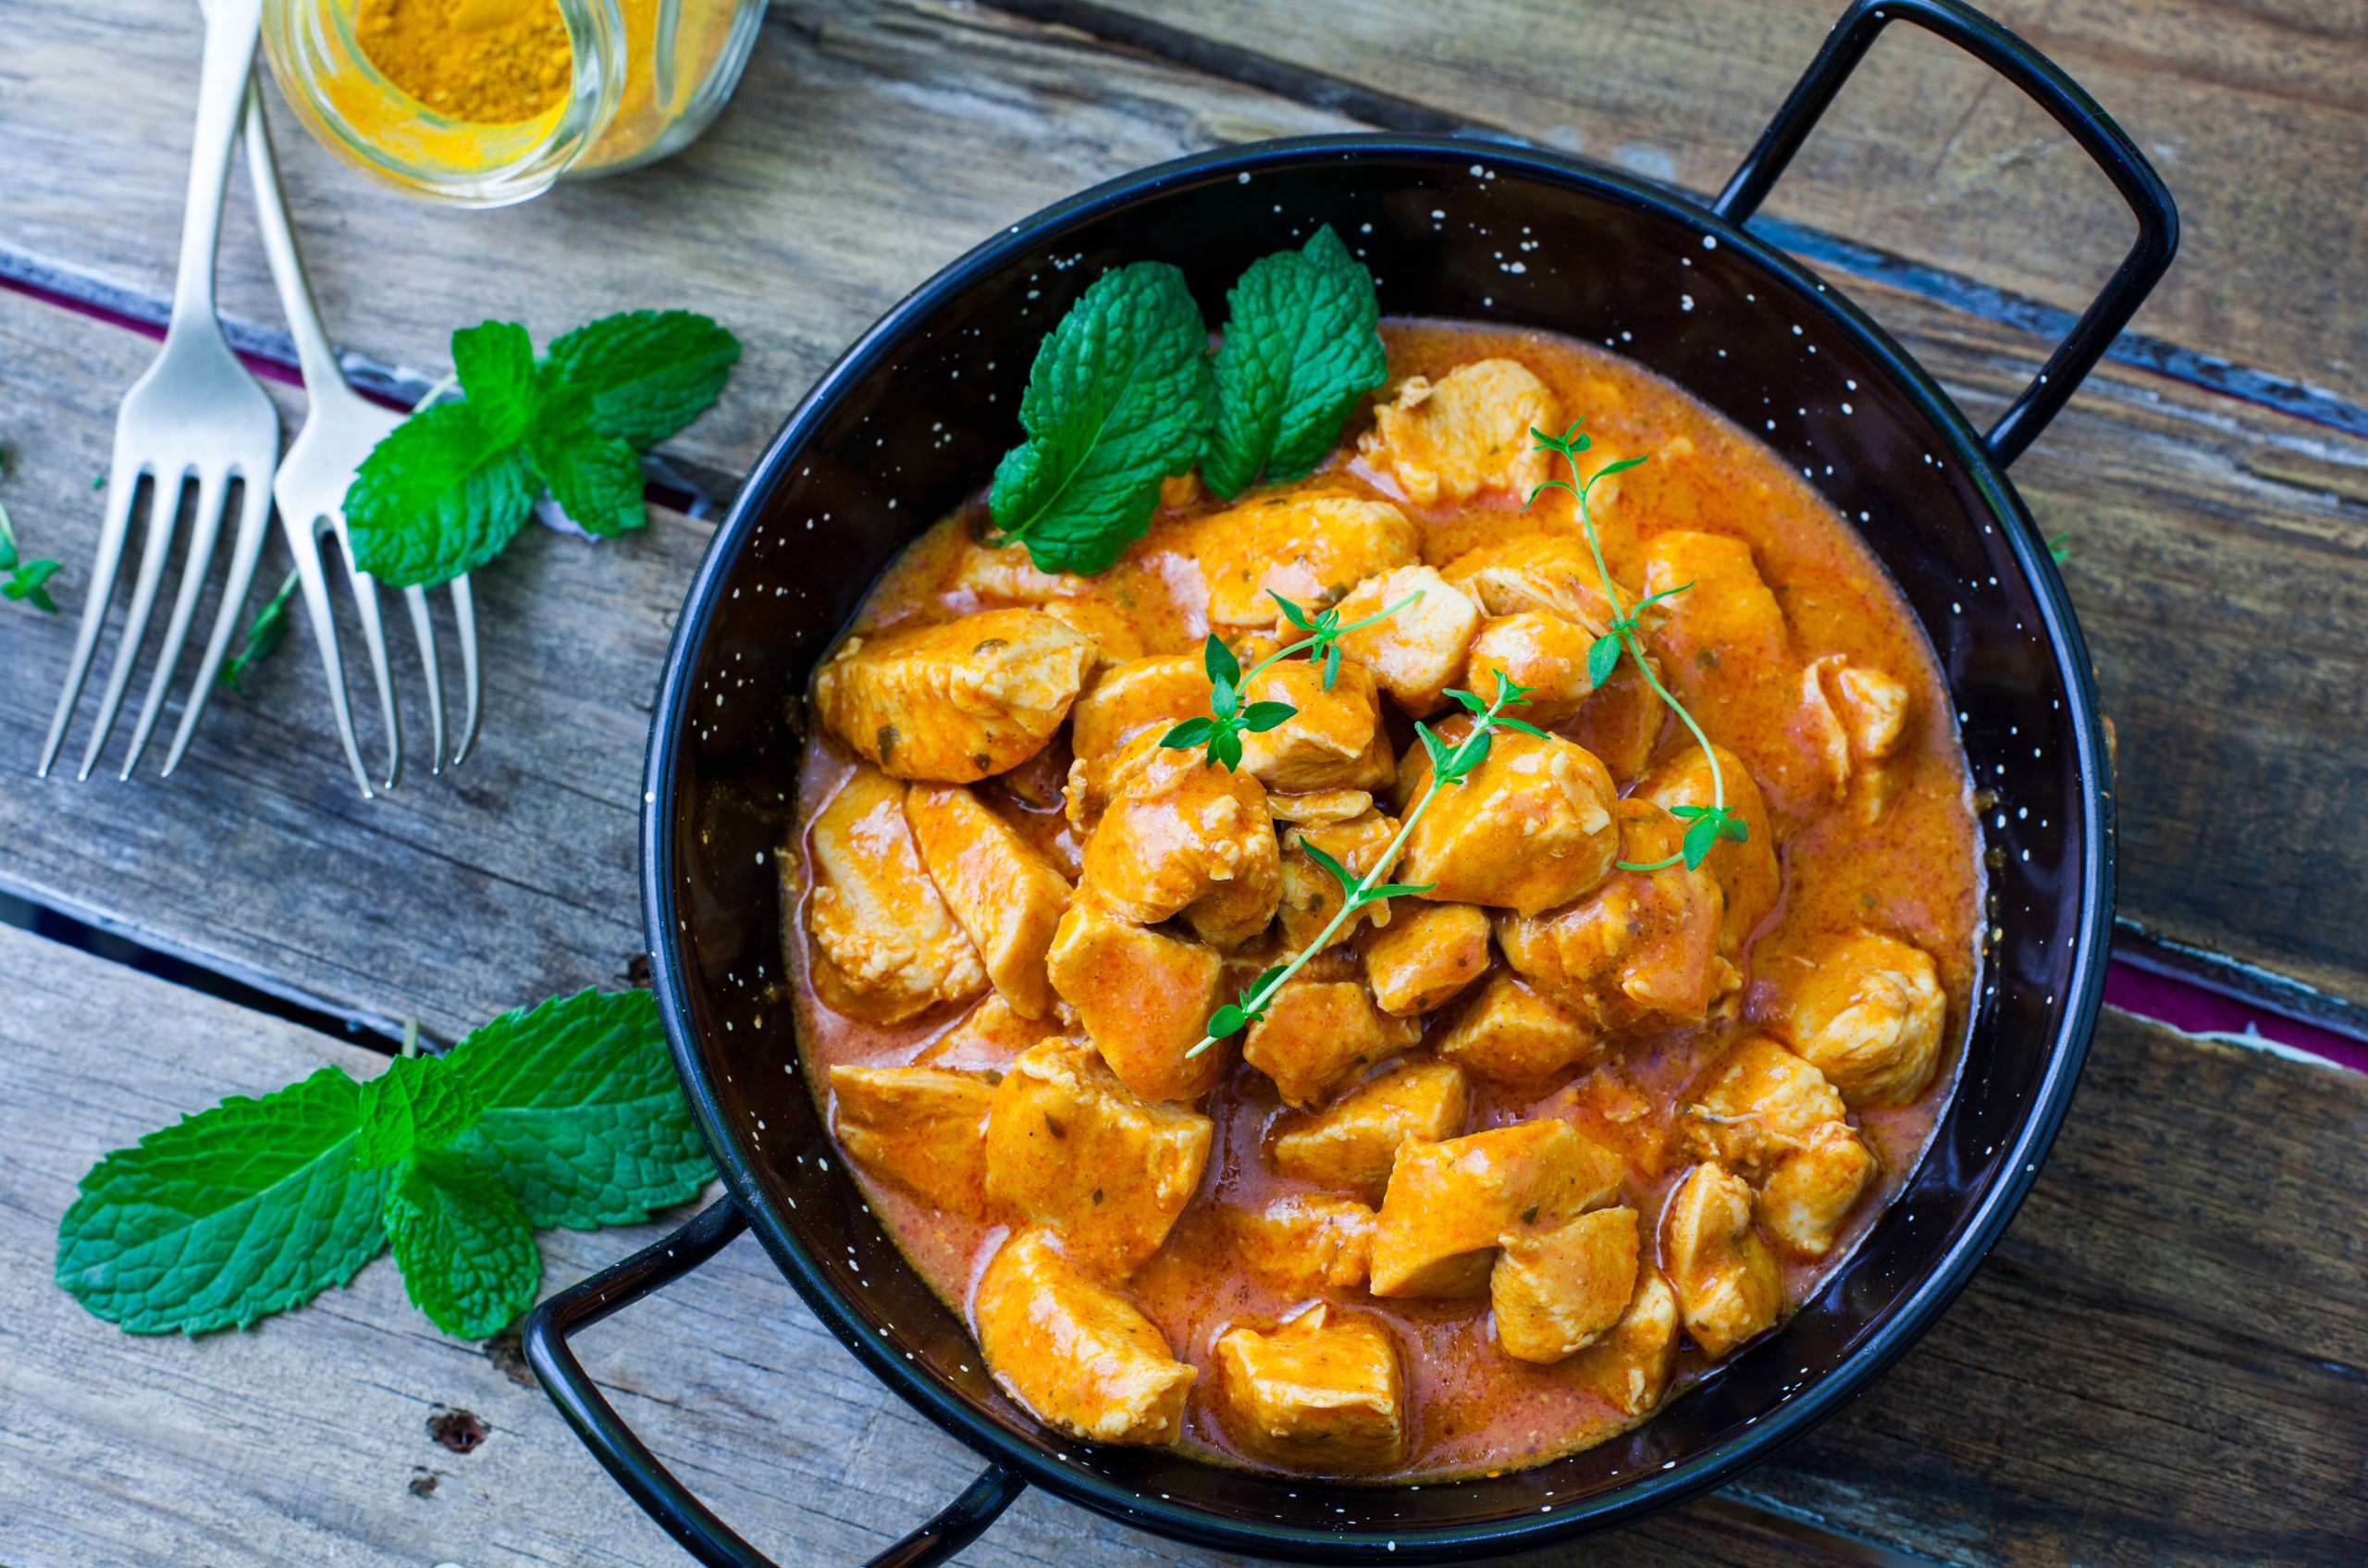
[987,262,1215,574]
[384,1150,540,1340]
[443,989,710,1229]
[1241,700,1298,733]
[355,1054,483,1170]
[450,321,538,443]
[56,1066,388,1334]
[1161,716,1215,750]
[1205,1004,1250,1040]
[1682,813,1720,870]
[218,570,300,695]
[1298,837,1358,895]
[1587,632,1622,689]
[528,426,646,537]
[345,400,537,587]
[1203,632,1241,687]
[1204,227,1386,499]
[543,310,742,451]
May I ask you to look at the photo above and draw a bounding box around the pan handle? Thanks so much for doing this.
[523,1199,1028,1568]
[1714,0,2177,467]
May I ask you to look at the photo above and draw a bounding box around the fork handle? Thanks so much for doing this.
[243,83,365,409]
[173,0,265,334]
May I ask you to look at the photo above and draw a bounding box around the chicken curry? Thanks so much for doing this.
[783,318,1980,1481]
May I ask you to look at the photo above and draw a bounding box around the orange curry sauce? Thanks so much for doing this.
[783,320,1981,1481]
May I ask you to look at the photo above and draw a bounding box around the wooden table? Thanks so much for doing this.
[3,3,2364,1563]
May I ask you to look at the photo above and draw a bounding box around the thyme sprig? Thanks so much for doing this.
[1526,421,1747,873]
[1158,588,1421,771]
[1190,672,1539,1054]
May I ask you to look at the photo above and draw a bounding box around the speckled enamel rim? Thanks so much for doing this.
[633,130,2116,1564]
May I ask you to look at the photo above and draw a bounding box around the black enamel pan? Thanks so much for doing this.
[524,1,2176,1561]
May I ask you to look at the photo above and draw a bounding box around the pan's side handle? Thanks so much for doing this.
[1715,0,2177,467]
[523,1199,1028,1568]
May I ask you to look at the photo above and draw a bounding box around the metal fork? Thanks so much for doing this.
[243,89,481,795]
[38,0,278,782]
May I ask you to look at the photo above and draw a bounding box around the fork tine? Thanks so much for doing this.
[333,528,403,789]
[449,574,481,766]
[401,584,448,774]
[38,454,148,777]
[160,467,276,778]
[118,468,230,778]
[77,468,189,781]
[284,516,375,798]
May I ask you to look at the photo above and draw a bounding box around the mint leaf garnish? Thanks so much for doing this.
[0,466,64,613]
[354,1053,484,1169]
[988,261,1215,574]
[345,310,741,587]
[384,1150,540,1340]
[1205,226,1386,499]
[444,988,709,1229]
[55,1066,389,1334]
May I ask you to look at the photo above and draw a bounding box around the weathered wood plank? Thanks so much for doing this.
[1017,0,2368,416]
[5,922,2361,1566]
[0,0,1351,497]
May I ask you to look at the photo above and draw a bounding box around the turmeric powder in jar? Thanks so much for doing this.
[262,0,769,205]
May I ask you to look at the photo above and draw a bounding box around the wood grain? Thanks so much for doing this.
[5,922,2361,1566]
[1014,0,2368,415]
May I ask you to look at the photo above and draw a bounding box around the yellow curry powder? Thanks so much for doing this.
[355,0,573,125]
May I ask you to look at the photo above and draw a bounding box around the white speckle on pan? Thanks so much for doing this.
[1842,401,1854,414]
[1431,209,1445,220]
[1237,172,1250,184]
[1681,294,1695,311]
[1703,234,1719,250]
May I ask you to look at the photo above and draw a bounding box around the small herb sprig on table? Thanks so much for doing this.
[56,989,711,1340]
[1158,587,1421,770]
[0,459,63,613]
[1527,422,1747,871]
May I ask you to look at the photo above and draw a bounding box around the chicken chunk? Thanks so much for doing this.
[1637,745,1779,956]
[1242,981,1420,1108]
[1491,1205,1642,1364]
[1675,1036,1847,1176]
[1239,657,1395,794]
[1758,1121,1878,1258]
[1369,1120,1624,1298]
[1440,533,1623,632]
[1362,901,1491,1016]
[1064,655,1211,827]
[1265,787,1376,825]
[906,784,1073,1019]
[1495,799,1734,1034]
[1567,651,1667,787]
[1396,722,1619,916]
[1431,970,1597,1085]
[1079,747,1281,949]
[1044,899,1226,1103]
[1216,1303,1406,1473]
[1661,1163,1782,1359]
[1801,654,1917,821]
[917,994,1055,1073]
[1278,810,1401,953]
[805,767,988,1023]
[1464,611,1601,726]
[813,609,1093,782]
[983,1039,1213,1275]
[1188,493,1420,629]
[1359,359,1555,504]
[974,1228,1194,1445]
[1268,1056,1470,1197]
[1331,564,1483,716]
[1572,1270,1680,1417]
[1229,1194,1375,1293]
[1780,930,1949,1106]
[828,1066,993,1216]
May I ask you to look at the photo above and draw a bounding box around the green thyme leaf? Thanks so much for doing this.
[442,988,710,1230]
[1414,721,1450,776]
[3,555,61,612]
[1209,727,1244,772]
[55,1066,389,1334]
[218,570,301,696]
[1321,642,1342,689]
[1205,1004,1251,1040]
[1299,838,1357,895]
[1161,716,1216,750]
[1241,700,1298,733]
[1446,687,1487,715]
[1357,881,1436,904]
[384,1150,540,1340]
[1204,226,1387,499]
[1203,633,1241,687]
[987,262,1215,574]
[1492,717,1553,741]
[1682,812,1721,869]
[1586,631,1622,689]
[1270,590,1316,631]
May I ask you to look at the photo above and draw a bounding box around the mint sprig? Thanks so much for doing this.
[345,310,740,588]
[56,988,712,1340]
[1205,226,1386,499]
[988,262,1215,575]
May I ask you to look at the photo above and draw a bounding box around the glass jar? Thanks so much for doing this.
[263,0,768,206]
